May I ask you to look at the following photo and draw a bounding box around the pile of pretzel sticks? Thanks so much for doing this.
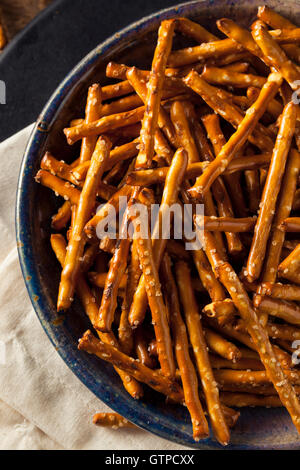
[35,6,300,445]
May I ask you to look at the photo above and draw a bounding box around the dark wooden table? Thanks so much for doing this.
[0,1,52,42]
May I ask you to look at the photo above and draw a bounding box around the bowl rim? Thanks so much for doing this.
[15,0,300,450]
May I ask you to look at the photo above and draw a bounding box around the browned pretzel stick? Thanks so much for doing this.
[202,230,300,432]
[160,254,210,442]
[175,260,229,445]
[186,71,281,199]
[246,102,297,283]
[78,330,183,402]
[50,234,143,399]
[57,136,111,310]
[93,412,136,428]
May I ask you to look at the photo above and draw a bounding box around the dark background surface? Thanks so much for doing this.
[0,0,184,141]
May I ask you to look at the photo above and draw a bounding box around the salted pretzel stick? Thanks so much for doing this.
[184,73,274,154]
[246,102,297,282]
[160,254,210,442]
[51,234,142,399]
[202,230,300,431]
[126,67,178,148]
[101,80,134,101]
[260,283,300,302]
[258,5,300,64]
[64,106,145,145]
[202,216,256,232]
[252,22,300,90]
[186,71,282,198]
[79,330,183,402]
[201,66,267,88]
[175,17,218,43]
[57,136,111,310]
[118,239,141,355]
[220,392,282,408]
[93,412,136,428]
[79,84,103,164]
[128,148,187,327]
[35,170,80,205]
[167,38,244,67]
[201,113,248,219]
[215,369,300,388]
[210,355,264,371]
[96,200,132,332]
[204,328,241,362]
[84,184,131,239]
[203,299,236,326]
[131,205,176,378]
[126,153,271,186]
[278,244,300,284]
[267,323,300,342]
[135,19,175,168]
[51,201,72,230]
[40,152,79,185]
[255,296,300,326]
[170,100,199,163]
[175,260,229,445]
[281,217,300,232]
[256,149,300,324]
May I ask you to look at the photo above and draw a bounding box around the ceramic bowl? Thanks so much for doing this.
[16,0,300,449]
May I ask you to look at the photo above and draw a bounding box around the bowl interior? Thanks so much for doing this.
[16,0,300,449]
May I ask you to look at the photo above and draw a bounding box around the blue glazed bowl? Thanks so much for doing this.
[16,0,300,449]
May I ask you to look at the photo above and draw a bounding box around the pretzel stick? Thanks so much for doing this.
[220,392,282,408]
[278,244,300,284]
[203,299,236,326]
[266,323,300,342]
[40,152,80,185]
[257,5,300,64]
[131,208,176,378]
[51,201,72,230]
[134,327,156,369]
[170,100,199,163]
[201,66,267,88]
[35,170,80,205]
[215,369,300,387]
[210,355,264,371]
[201,113,249,219]
[101,80,134,101]
[135,19,175,168]
[118,239,141,355]
[175,260,229,444]
[204,328,241,362]
[202,230,300,431]
[57,136,111,310]
[202,216,256,232]
[128,148,187,327]
[50,234,143,399]
[167,38,244,67]
[247,86,283,121]
[246,102,297,283]
[175,17,218,43]
[260,283,300,302]
[64,106,145,145]
[186,71,282,198]
[252,22,300,90]
[96,200,132,332]
[79,331,183,401]
[256,149,300,324]
[93,412,136,428]
[88,272,126,290]
[126,67,178,148]
[256,297,300,326]
[184,72,274,154]
[79,84,103,164]
[281,217,300,232]
[160,254,210,442]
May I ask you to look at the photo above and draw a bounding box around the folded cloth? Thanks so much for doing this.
[0,125,187,450]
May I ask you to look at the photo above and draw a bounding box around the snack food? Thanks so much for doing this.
[35,7,300,444]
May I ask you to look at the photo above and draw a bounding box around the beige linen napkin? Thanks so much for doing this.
[0,124,188,450]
